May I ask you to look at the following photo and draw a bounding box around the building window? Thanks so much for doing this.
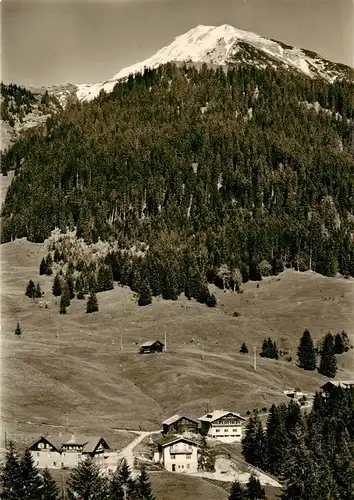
[233,429,238,432]
[215,429,220,432]
[187,464,190,469]
[186,455,191,459]
[224,429,228,432]
[61,462,64,467]
[37,461,39,466]
[37,452,40,457]
[171,454,176,460]
[53,462,56,467]
[38,443,44,449]
[78,454,81,459]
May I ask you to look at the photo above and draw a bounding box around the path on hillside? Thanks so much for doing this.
[109,429,281,486]
[105,429,161,474]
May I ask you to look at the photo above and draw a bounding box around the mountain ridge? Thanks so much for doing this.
[1,23,352,150]
[75,24,353,102]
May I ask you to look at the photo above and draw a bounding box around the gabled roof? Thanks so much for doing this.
[198,410,246,423]
[162,414,198,426]
[141,340,164,347]
[30,435,64,452]
[321,380,354,388]
[160,436,199,448]
[163,414,182,425]
[30,435,109,453]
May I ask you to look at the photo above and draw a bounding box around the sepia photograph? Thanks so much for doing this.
[1,0,354,498]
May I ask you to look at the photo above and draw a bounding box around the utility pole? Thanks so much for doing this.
[253,345,257,371]
[164,331,167,353]
[66,413,69,431]
[120,332,123,351]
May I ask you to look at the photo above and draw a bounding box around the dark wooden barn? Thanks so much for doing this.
[139,340,164,354]
[162,415,199,435]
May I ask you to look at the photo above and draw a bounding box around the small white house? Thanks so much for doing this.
[198,410,246,443]
[153,436,199,473]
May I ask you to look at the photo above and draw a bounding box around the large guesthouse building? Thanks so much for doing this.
[198,410,246,443]
[29,434,110,469]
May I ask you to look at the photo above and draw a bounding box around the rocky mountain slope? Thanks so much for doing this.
[0,83,62,151]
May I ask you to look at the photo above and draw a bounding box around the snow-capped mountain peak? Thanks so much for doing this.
[76,24,352,102]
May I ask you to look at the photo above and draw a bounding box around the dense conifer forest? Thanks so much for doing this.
[241,386,354,499]
[0,449,156,500]
[1,83,60,126]
[1,63,354,297]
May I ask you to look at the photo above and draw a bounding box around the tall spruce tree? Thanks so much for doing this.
[20,448,43,499]
[15,322,22,336]
[60,281,70,308]
[59,296,67,315]
[52,274,62,297]
[297,329,317,370]
[249,261,262,281]
[334,332,346,354]
[34,282,42,298]
[67,458,108,500]
[266,404,290,476]
[240,342,249,354]
[138,280,152,306]
[260,338,278,359]
[39,258,47,275]
[103,264,114,291]
[86,291,99,313]
[25,280,36,298]
[161,265,179,301]
[2,441,24,499]
[136,466,155,500]
[228,480,246,500]
[241,413,266,468]
[333,433,354,499]
[53,248,61,263]
[41,467,61,500]
[108,469,125,499]
[75,276,85,299]
[115,458,136,499]
[66,275,75,300]
[197,436,215,471]
[246,473,266,500]
[318,332,337,378]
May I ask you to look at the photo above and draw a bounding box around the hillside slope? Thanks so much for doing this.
[2,238,353,443]
[0,83,62,152]
[2,60,354,301]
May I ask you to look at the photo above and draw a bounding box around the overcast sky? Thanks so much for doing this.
[1,0,353,88]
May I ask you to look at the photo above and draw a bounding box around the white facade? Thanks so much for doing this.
[206,420,243,443]
[32,449,64,469]
[155,438,198,473]
[31,448,106,469]
[199,411,246,443]
[30,436,108,469]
